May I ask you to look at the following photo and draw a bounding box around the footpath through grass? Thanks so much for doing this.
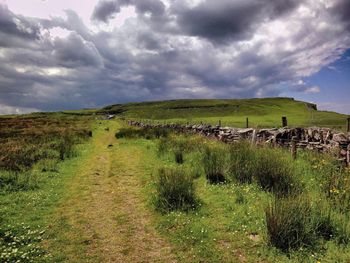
[45,120,176,262]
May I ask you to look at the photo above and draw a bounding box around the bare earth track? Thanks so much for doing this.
[48,121,176,262]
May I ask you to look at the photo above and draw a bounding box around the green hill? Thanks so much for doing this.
[100,97,349,129]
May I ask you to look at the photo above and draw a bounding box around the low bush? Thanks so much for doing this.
[154,167,197,212]
[254,147,301,197]
[202,146,226,184]
[228,141,256,184]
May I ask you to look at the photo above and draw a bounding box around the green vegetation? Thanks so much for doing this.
[101,97,349,129]
[154,167,197,212]
[1,99,350,262]
[146,128,350,261]
[0,114,92,262]
[202,145,227,184]
[115,127,170,139]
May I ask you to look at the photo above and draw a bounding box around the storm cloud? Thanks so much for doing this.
[176,0,300,42]
[0,0,350,114]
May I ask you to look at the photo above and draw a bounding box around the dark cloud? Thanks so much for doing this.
[92,0,165,22]
[176,0,300,43]
[52,32,103,68]
[331,0,350,31]
[0,5,41,47]
[91,1,121,22]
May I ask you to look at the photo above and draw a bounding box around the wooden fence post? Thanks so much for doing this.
[219,120,221,127]
[246,118,249,128]
[282,116,288,127]
[291,136,297,160]
[347,117,350,132]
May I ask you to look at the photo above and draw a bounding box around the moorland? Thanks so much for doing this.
[1,97,350,262]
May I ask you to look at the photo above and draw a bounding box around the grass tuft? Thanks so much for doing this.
[254,147,301,197]
[265,196,317,252]
[154,167,197,212]
[228,141,256,184]
[202,146,226,184]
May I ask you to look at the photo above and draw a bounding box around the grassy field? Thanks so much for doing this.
[101,97,349,129]
[1,97,349,262]
[2,116,349,262]
[114,126,350,262]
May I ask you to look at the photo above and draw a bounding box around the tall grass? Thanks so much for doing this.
[202,146,227,184]
[174,149,184,164]
[254,147,301,197]
[265,196,318,252]
[154,167,197,212]
[228,141,256,183]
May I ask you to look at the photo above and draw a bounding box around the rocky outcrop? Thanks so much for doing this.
[127,120,350,162]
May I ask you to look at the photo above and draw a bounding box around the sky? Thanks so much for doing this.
[0,0,349,115]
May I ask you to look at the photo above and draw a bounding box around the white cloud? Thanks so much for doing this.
[304,86,321,94]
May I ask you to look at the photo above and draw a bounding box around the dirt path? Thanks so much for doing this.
[49,121,176,262]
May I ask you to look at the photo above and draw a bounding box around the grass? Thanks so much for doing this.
[0,113,93,262]
[2,112,350,262]
[202,146,227,184]
[136,126,350,262]
[265,195,317,252]
[228,141,256,184]
[254,147,302,197]
[115,127,170,139]
[100,97,349,130]
[154,167,197,212]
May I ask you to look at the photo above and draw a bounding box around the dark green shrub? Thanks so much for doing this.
[265,196,317,252]
[228,141,256,184]
[254,147,301,197]
[154,167,197,212]
[202,146,226,184]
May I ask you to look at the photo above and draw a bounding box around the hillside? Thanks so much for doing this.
[100,97,348,129]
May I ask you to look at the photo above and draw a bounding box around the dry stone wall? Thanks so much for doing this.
[127,120,350,163]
